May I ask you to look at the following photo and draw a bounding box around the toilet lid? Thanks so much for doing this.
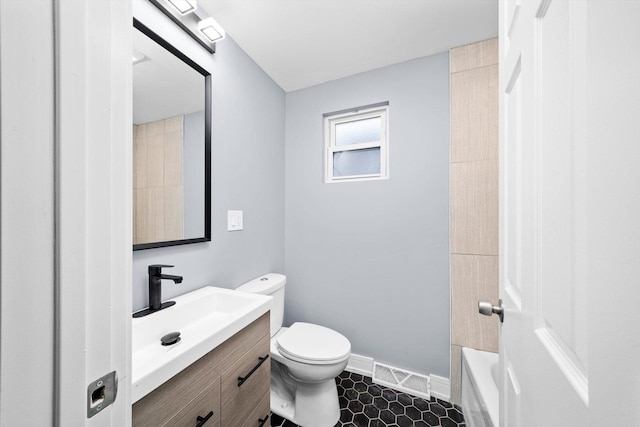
[277,322,351,364]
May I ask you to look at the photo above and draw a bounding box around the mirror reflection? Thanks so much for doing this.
[132,20,211,250]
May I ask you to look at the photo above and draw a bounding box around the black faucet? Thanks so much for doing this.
[133,264,183,318]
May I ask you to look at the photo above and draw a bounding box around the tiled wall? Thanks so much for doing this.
[449,38,499,404]
[133,115,184,244]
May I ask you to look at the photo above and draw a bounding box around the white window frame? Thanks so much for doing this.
[324,104,389,183]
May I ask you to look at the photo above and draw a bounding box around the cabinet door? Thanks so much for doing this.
[164,378,220,427]
[240,394,271,427]
[220,335,271,426]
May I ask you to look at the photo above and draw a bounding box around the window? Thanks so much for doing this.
[324,104,389,183]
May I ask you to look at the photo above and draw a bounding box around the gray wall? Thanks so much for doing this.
[284,53,451,377]
[132,2,285,311]
[183,110,204,238]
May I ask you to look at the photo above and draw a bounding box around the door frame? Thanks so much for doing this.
[56,0,132,425]
[0,0,132,425]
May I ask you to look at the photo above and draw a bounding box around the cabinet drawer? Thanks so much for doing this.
[240,393,271,427]
[220,335,271,426]
[164,378,220,427]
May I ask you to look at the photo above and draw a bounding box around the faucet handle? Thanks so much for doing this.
[148,264,174,274]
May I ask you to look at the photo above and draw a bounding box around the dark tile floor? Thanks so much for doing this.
[271,371,466,427]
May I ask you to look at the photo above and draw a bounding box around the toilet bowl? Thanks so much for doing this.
[236,273,351,427]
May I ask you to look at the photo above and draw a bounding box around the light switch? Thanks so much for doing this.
[227,210,243,231]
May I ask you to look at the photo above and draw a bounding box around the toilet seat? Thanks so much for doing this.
[277,322,351,365]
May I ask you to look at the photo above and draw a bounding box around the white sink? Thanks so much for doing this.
[131,286,272,403]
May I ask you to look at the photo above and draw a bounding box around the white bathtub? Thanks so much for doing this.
[461,347,499,427]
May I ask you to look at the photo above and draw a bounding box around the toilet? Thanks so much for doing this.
[236,273,351,427]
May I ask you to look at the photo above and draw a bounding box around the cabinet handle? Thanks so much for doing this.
[258,414,269,426]
[195,411,214,427]
[237,354,269,387]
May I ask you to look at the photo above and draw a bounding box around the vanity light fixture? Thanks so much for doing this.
[148,0,224,54]
[198,17,225,43]
[166,0,197,15]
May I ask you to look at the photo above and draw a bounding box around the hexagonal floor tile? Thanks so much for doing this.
[270,370,467,427]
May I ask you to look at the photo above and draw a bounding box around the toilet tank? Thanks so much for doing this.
[236,273,286,337]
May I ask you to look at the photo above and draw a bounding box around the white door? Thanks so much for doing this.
[499,1,640,426]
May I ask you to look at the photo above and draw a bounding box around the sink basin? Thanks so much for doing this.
[131,286,272,402]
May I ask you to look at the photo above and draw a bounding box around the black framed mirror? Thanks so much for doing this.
[132,18,211,250]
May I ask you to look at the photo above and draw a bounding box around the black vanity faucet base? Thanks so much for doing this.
[132,301,176,318]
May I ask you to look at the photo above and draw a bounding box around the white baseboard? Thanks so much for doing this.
[344,353,451,403]
[430,374,451,402]
[345,354,374,377]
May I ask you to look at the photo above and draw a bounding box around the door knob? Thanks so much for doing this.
[478,299,504,322]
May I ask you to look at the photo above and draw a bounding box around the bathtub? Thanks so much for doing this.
[461,347,499,427]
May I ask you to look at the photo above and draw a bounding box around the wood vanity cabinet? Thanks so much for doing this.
[133,313,271,427]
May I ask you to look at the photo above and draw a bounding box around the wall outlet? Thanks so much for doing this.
[227,210,243,231]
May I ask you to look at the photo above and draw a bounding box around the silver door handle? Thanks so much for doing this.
[478,299,504,322]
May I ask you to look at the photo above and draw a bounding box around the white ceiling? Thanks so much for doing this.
[199,0,498,92]
[133,27,205,124]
